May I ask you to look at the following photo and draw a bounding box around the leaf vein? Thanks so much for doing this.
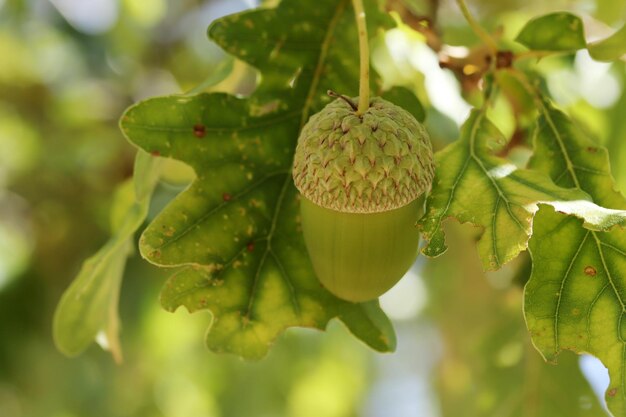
[271,252,301,316]
[243,0,346,321]
[539,103,582,189]
[586,283,609,351]
[554,230,590,352]
[125,109,301,134]
[156,171,288,251]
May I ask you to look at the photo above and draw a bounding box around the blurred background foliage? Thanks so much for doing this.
[1,0,625,416]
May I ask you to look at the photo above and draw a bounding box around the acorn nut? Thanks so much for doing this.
[293,95,435,302]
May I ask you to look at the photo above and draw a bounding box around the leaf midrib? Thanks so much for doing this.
[468,112,526,266]
[151,171,288,253]
[538,104,626,404]
[125,110,301,134]
[553,229,589,351]
[427,110,528,263]
[539,102,582,189]
[540,104,626,319]
[243,0,348,321]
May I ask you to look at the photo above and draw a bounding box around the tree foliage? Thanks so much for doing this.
[51,0,626,415]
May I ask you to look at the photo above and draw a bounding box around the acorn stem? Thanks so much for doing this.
[351,0,370,115]
[327,90,358,111]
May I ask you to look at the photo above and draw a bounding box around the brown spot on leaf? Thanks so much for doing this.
[222,193,232,202]
[193,124,206,138]
[584,266,597,276]
[587,146,598,153]
[608,388,618,397]
[247,241,255,252]
[151,150,161,157]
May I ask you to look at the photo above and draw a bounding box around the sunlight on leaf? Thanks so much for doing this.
[546,200,626,231]
[418,108,587,270]
[529,100,625,210]
[120,0,398,359]
[526,207,622,416]
[525,101,626,417]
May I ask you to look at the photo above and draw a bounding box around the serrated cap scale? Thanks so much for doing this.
[293,96,435,213]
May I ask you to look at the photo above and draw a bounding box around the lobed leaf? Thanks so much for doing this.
[53,151,161,361]
[524,100,626,416]
[418,108,587,270]
[120,0,398,359]
[526,206,625,416]
[515,12,586,52]
[529,100,626,210]
[160,265,396,358]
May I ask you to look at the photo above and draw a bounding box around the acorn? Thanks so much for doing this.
[293,94,435,302]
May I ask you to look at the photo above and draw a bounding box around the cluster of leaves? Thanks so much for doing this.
[419,11,626,416]
[53,1,626,416]
[420,11,626,416]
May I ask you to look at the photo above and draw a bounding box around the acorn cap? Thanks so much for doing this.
[293,96,435,214]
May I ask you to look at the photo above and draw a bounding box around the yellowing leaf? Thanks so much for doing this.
[529,101,626,209]
[418,108,587,270]
[525,101,626,416]
[526,206,624,416]
[120,0,397,359]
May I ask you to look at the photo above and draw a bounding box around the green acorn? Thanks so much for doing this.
[293,94,435,302]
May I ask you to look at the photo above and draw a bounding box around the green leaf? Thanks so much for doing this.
[541,199,626,231]
[54,237,130,361]
[515,12,586,52]
[160,266,396,358]
[53,151,161,361]
[528,101,625,210]
[524,101,626,416]
[425,223,603,417]
[588,24,626,62]
[526,207,623,416]
[380,86,425,122]
[120,0,397,359]
[418,108,587,270]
